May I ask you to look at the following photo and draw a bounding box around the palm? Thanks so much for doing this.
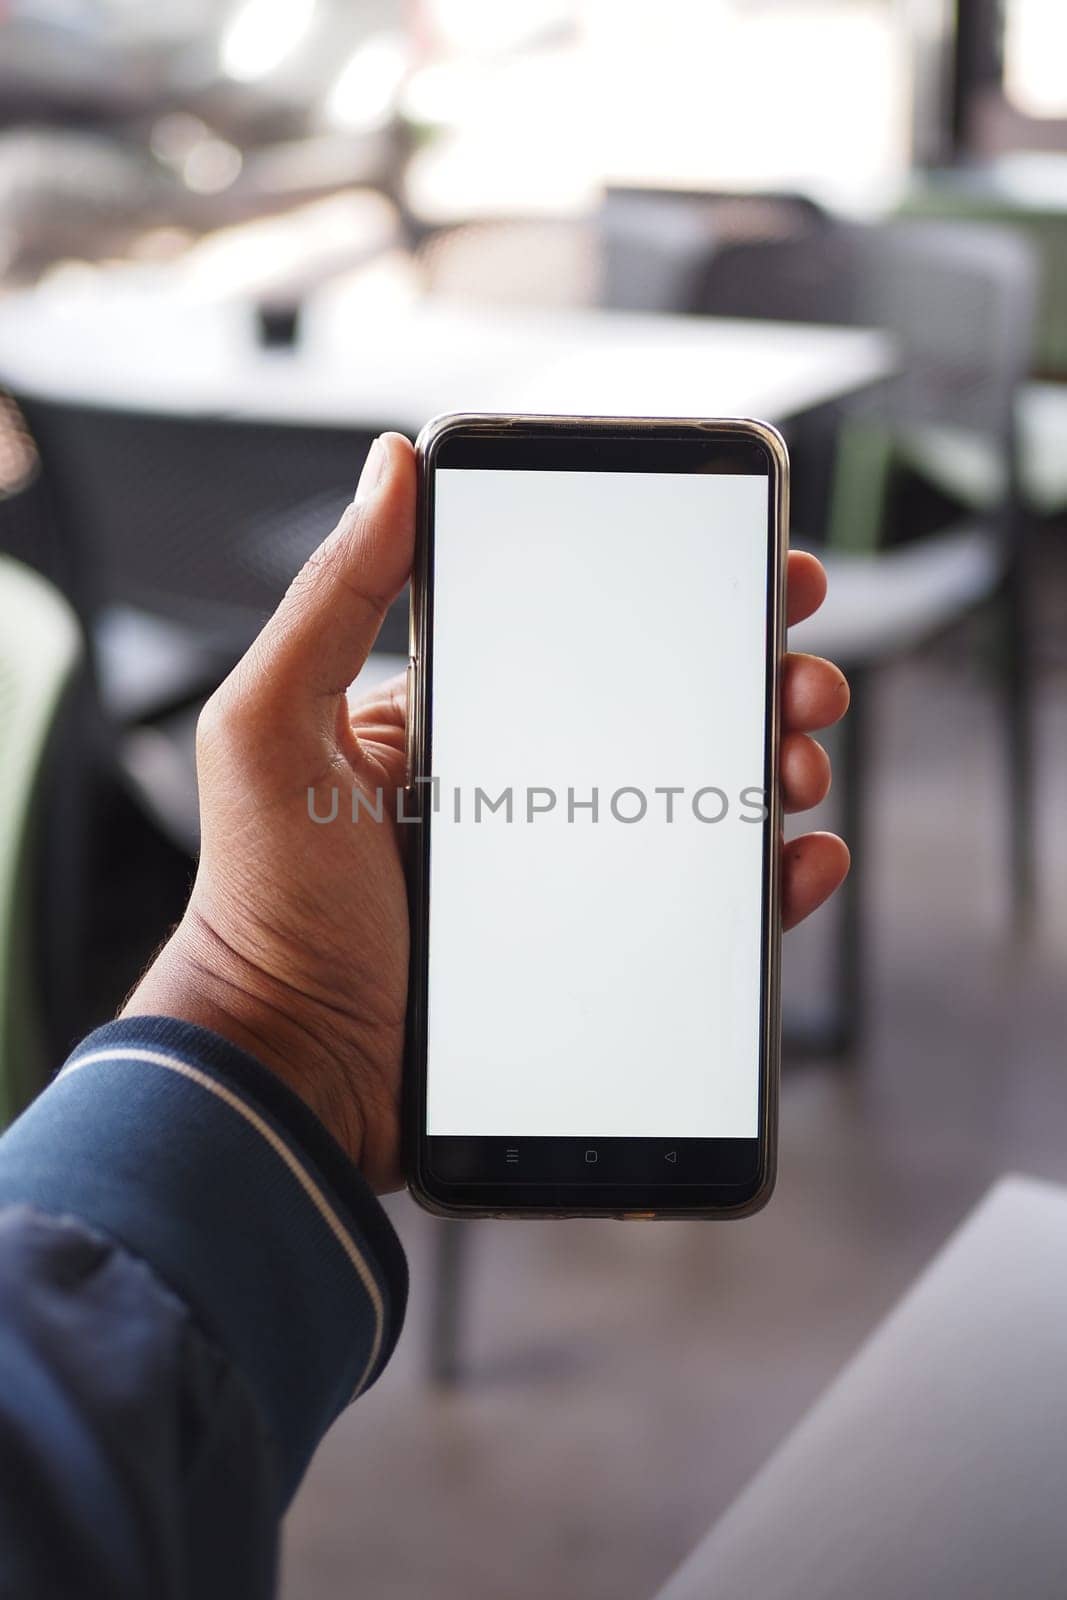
[348,675,407,794]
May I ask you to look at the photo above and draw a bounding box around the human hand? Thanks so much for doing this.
[123,432,849,1190]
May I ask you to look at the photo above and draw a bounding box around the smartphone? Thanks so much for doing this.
[404,414,787,1219]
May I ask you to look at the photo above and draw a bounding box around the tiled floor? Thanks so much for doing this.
[281,568,1067,1600]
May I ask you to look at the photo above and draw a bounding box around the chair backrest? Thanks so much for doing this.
[855,221,1036,456]
[902,176,1067,379]
[696,218,1038,547]
[689,223,862,325]
[601,187,834,314]
[0,556,82,1125]
[698,218,1036,451]
[11,400,409,654]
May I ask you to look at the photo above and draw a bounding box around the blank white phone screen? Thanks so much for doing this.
[426,468,770,1140]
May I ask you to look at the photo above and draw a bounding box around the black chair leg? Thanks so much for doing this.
[428,1220,469,1386]
[1000,561,1035,933]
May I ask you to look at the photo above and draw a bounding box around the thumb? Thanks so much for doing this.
[252,432,415,710]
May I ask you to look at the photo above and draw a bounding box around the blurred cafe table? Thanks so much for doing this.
[0,267,894,431]
[0,265,895,921]
[0,268,894,854]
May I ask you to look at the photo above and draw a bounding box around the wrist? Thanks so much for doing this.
[122,911,368,1168]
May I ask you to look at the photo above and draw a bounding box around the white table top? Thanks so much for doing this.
[656,1176,1067,1600]
[0,272,894,431]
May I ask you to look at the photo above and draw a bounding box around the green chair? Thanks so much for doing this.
[0,554,82,1126]
[902,174,1067,517]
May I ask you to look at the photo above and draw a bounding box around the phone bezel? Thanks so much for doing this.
[404,413,787,1219]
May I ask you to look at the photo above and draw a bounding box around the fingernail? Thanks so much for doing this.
[355,436,384,505]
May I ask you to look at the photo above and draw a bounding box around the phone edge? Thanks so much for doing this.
[404,413,787,1222]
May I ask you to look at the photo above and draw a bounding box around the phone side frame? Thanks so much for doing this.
[403,412,788,1220]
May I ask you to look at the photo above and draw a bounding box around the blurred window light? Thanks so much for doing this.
[402,60,481,127]
[182,138,243,194]
[1004,0,1067,118]
[219,0,317,83]
[406,0,910,222]
[405,48,594,221]
[585,0,908,209]
[151,114,243,194]
[427,0,576,55]
[151,113,212,167]
[325,31,408,133]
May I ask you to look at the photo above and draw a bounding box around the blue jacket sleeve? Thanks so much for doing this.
[0,1016,408,1600]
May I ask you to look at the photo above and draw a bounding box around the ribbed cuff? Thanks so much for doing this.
[0,1017,408,1500]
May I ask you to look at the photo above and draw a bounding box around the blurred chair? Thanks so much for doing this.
[8,398,400,851]
[901,176,1067,518]
[0,129,165,283]
[416,217,600,308]
[0,557,83,1126]
[600,186,834,314]
[695,219,1038,1050]
[427,217,1038,1382]
[1016,381,1067,517]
